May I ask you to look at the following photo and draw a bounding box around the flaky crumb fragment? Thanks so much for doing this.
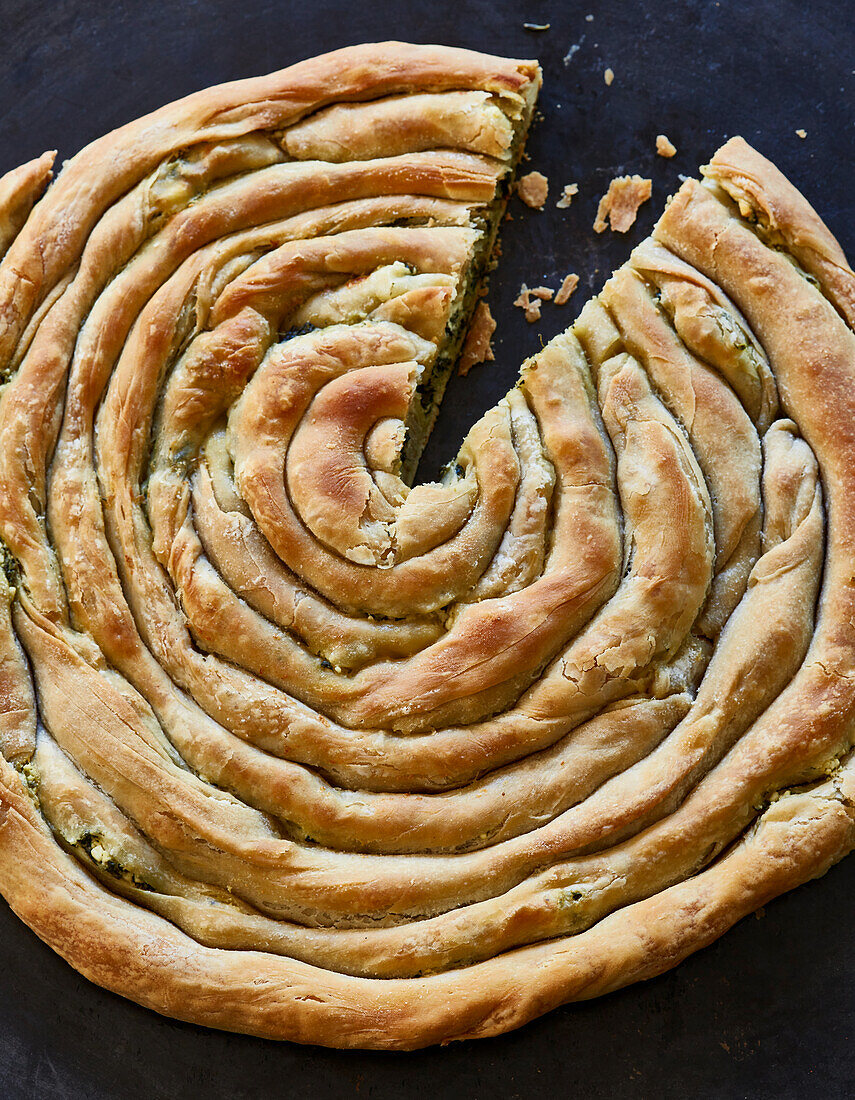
[516,171,549,209]
[555,273,579,305]
[796,128,807,139]
[604,67,614,86]
[514,284,552,323]
[556,182,579,209]
[515,292,540,323]
[458,302,496,375]
[656,134,677,158]
[593,175,652,233]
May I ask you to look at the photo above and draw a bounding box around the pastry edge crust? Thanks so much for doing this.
[1,750,853,1050]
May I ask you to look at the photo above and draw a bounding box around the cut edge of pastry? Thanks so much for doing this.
[398,76,540,481]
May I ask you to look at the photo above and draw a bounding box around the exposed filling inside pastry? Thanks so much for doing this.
[277,84,538,482]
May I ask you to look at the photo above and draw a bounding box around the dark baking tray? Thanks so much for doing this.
[0,1,852,1096]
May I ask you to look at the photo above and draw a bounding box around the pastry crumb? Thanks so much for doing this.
[563,37,586,65]
[656,134,677,158]
[514,284,549,323]
[555,273,580,306]
[795,128,807,139]
[459,302,496,376]
[593,175,652,233]
[516,171,549,209]
[604,67,614,86]
[556,182,579,209]
[585,13,594,20]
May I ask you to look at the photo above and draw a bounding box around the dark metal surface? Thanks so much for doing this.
[0,0,853,1095]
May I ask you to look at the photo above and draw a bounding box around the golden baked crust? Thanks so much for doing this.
[593,173,652,232]
[0,43,854,1049]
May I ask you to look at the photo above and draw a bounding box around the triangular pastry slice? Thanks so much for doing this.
[0,45,854,1050]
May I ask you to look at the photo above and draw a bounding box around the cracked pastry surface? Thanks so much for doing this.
[0,44,854,1050]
